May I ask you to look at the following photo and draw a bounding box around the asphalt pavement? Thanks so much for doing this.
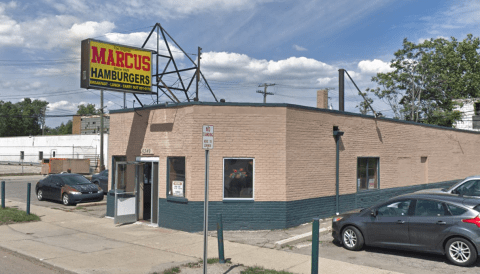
[0,198,402,274]
[1,172,477,273]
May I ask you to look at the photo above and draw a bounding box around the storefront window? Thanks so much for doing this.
[357,157,379,191]
[223,158,254,199]
[167,157,185,198]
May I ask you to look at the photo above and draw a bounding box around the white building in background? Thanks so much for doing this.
[454,98,480,131]
[0,134,108,171]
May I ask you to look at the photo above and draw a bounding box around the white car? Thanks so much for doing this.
[416,175,480,197]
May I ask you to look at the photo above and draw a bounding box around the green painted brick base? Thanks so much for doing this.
[106,179,460,231]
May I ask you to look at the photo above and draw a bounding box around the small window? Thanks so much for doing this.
[446,204,467,216]
[415,200,447,217]
[377,200,412,216]
[167,157,185,198]
[223,158,254,199]
[357,158,379,191]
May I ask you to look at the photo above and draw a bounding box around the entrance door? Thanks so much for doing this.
[135,157,159,225]
[114,161,141,225]
[151,162,159,224]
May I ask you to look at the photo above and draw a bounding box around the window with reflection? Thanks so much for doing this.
[167,157,185,198]
[357,158,379,191]
[223,158,254,199]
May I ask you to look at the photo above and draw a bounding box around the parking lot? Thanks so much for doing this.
[0,174,107,219]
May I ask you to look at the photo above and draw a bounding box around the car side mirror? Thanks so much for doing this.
[371,210,377,217]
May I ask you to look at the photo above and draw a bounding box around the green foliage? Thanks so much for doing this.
[77,103,101,115]
[161,267,180,274]
[369,34,480,127]
[0,207,41,225]
[241,266,293,274]
[46,120,73,135]
[0,98,48,137]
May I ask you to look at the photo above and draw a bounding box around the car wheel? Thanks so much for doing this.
[445,237,478,266]
[62,193,70,206]
[342,226,364,251]
[37,189,43,201]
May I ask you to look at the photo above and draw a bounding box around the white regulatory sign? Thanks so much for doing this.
[202,125,214,150]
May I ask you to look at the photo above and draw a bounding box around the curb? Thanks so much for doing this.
[0,245,77,274]
[77,201,107,207]
[274,219,332,249]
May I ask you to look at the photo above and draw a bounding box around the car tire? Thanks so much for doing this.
[62,193,70,206]
[445,237,478,266]
[37,189,43,201]
[342,226,364,251]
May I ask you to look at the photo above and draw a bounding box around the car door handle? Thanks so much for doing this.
[397,220,405,224]
[437,221,447,225]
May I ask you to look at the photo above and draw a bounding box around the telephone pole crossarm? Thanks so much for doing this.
[257,83,275,103]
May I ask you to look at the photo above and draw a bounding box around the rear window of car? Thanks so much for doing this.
[60,175,91,186]
[447,204,468,216]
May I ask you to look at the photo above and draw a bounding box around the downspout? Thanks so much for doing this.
[333,126,344,215]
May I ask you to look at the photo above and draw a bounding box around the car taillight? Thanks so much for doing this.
[462,215,480,228]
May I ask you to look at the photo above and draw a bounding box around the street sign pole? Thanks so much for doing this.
[202,125,214,274]
[203,148,209,274]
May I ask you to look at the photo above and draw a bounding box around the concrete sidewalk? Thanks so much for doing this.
[0,200,401,274]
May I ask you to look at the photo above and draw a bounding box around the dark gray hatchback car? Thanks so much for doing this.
[332,193,480,266]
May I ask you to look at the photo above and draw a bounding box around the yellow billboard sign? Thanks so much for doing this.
[81,39,153,93]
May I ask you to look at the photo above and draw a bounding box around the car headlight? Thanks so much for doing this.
[332,216,343,222]
[70,191,81,195]
[98,189,103,193]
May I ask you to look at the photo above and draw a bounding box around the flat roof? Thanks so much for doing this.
[109,101,480,135]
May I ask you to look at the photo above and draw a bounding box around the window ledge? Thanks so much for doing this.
[223,199,254,203]
[357,188,380,193]
[167,196,188,204]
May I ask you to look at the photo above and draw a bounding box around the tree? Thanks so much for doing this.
[77,103,101,115]
[0,98,48,137]
[45,121,72,135]
[369,34,480,127]
[45,104,100,135]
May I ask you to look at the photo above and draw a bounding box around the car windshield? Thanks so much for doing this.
[60,175,91,186]
[445,179,467,192]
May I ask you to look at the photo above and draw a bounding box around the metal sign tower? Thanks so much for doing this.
[140,23,218,105]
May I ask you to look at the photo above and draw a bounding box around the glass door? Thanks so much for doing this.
[114,161,141,225]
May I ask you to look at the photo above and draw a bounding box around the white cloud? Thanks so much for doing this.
[202,52,336,86]
[48,100,72,111]
[0,2,23,46]
[293,44,307,51]
[358,59,393,74]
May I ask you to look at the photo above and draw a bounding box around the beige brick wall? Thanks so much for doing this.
[109,105,287,202]
[109,104,480,204]
[286,107,480,201]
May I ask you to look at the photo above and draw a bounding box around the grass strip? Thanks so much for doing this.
[0,207,40,225]
[241,266,294,274]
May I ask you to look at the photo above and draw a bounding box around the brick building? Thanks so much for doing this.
[105,94,480,231]
[72,114,110,135]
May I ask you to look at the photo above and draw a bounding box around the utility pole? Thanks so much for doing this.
[338,69,345,112]
[196,47,202,101]
[100,90,105,171]
[42,106,46,135]
[257,83,275,103]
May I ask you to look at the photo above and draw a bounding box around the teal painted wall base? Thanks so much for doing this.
[106,190,115,217]
[105,179,460,231]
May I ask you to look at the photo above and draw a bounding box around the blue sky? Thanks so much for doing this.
[0,0,479,127]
